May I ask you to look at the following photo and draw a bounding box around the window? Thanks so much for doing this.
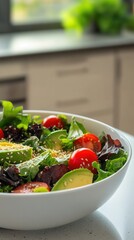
[0,0,75,33]
[11,0,74,24]
[0,0,132,34]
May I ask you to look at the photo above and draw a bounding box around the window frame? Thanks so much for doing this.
[0,0,62,34]
[0,0,10,33]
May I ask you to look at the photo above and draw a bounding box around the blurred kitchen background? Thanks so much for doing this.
[0,0,134,135]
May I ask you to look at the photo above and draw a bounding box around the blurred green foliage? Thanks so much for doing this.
[125,15,134,31]
[62,0,134,35]
[93,0,127,34]
[62,0,94,32]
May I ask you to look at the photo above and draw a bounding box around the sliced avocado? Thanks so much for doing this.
[33,187,49,193]
[52,168,93,191]
[44,129,67,150]
[0,141,32,165]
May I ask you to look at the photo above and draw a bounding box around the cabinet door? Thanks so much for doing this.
[117,49,134,134]
[0,61,26,78]
[0,60,27,108]
[27,52,114,125]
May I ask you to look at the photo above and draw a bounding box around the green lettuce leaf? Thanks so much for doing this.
[60,117,87,150]
[16,149,70,182]
[23,136,45,153]
[0,100,31,130]
[68,117,87,139]
[17,150,58,182]
[0,185,13,193]
[60,137,74,151]
[93,149,128,182]
[106,149,128,172]
[92,161,112,182]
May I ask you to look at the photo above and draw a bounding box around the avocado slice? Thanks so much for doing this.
[0,141,32,165]
[44,129,67,150]
[52,168,93,191]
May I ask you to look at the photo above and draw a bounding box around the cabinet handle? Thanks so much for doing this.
[0,76,26,101]
[55,97,89,108]
[57,67,89,77]
[57,56,89,65]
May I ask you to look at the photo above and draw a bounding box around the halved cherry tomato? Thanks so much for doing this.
[74,133,101,153]
[68,148,98,174]
[0,128,4,139]
[42,115,64,129]
[12,182,50,193]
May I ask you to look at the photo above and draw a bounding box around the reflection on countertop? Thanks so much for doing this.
[0,211,122,240]
[0,30,134,58]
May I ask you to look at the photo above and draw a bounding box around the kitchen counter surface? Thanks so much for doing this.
[0,131,133,240]
[0,30,134,58]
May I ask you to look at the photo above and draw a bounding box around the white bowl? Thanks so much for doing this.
[0,111,132,230]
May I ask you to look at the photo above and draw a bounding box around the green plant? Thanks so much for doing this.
[62,0,94,32]
[93,0,127,34]
[125,15,134,31]
[62,0,131,35]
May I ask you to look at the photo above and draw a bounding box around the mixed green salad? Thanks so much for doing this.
[0,100,128,193]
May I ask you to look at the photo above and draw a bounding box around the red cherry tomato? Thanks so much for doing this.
[74,133,101,152]
[12,182,50,193]
[0,128,4,139]
[42,115,64,129]
[68,148,98,174]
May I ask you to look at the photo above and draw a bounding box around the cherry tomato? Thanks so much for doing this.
[0,128,4,139]
[12,182,50,193]
[68,148,98,174]
[42,115,64,129]
[74,133,101,152]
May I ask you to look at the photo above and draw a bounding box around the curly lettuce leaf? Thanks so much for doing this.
[106,149,128,172]
[92,161,112,182]
[0,100,31,130]
[93,149,128,182]
[1,100,23,117]
[0,185,13,193]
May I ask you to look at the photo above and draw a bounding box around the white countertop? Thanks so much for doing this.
[0,132,133,240]
[0,30,134,58]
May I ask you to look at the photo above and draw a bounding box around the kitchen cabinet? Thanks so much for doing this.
[27,51,115,126]
[1,47,134,134]
[0,60,27,108]
[0,30,134,133]
[116,49,134,135]
[0,61,26,78]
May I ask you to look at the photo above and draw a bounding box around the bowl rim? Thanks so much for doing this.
[0,110,132,197]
